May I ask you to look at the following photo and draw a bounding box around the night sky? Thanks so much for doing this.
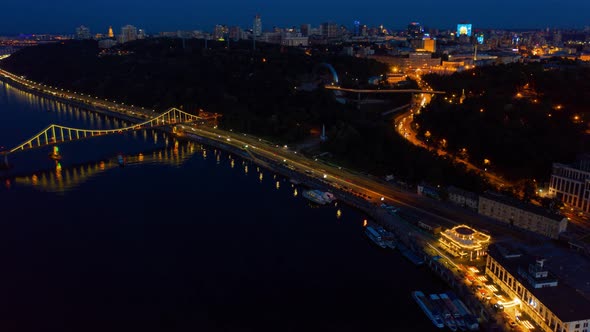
[1,0,589,35]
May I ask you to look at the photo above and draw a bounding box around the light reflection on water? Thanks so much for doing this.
[0,79,352,223]
[7,142,200,194]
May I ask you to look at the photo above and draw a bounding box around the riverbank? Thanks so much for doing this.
[0,68,492,329]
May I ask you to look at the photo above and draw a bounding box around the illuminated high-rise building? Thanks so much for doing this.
[229,26,243,41]
[423,37,436,52]
[353,20,360,36]
[457,23,472,37]
[300,24,311,37]
[320,22,340,38]
[407,22,423,39]
[119,25,137,44]
[108,26,114,38]
[75,25,91,40]
[253,14,262,37]
[213,25,228,40]
[476,32,484,45]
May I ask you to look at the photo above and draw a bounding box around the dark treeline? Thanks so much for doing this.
[1,38,489,191]
[417,62,590,181]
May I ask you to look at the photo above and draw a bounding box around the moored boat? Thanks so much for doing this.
[365,226,386,248]
[440,293,466,331]
[412,291,445,329]
[302,189,335,205]
[302,189,327,205]
[430,294,458,332]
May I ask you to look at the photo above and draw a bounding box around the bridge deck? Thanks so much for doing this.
[325,86,445,94]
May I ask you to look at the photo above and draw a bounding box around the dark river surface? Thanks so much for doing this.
[0,81,446,331]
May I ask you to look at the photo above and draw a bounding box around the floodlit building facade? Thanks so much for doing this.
[486,243,590,332]
[478,192,567,239]
[439,225,490,260]
[548,159,590,214]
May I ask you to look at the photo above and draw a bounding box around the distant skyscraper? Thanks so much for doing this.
[353,20,360,36]
[253,14,262,37]
[553,30,562,45]
[119,25,137,44]
[108,26,114,38]
[229,26,243,41]
[407,22,423,39]
[213,25,228,40]
[320,22,340,38]
[75,25,91,40]
[300,24,311,37]
[137,29,146,39]
[361,25,368,37]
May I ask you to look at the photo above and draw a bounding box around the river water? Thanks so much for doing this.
[0,81,446,332]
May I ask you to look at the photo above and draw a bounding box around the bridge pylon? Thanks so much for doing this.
[1,153,10,170]
[49,146,61,161]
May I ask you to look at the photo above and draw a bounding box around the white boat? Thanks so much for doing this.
[302,189,335,205]
[412,291,445,329]
[302,190,327,205]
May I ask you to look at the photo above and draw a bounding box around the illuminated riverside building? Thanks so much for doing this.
[438,225,490,260]
[478,192,567,239]
[486,243,590,332]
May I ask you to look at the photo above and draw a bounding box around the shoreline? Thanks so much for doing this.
[0,69,495,328]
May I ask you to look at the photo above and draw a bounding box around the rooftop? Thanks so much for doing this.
[455,226,475,236]
[489,243,590,322]
[480,191,565,222]
[440,225,490,250]
[447,186,479,200]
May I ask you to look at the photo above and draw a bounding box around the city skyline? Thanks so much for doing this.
[1,0,590,35]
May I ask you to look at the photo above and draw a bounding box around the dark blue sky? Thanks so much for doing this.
[1,0,589,35]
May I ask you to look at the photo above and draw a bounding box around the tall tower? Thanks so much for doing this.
[108,26,114,38]
[353,20,360,36]
[253,14,262,37]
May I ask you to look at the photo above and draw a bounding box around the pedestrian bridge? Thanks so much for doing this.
[324,85,445,94]
[2,107,203,155]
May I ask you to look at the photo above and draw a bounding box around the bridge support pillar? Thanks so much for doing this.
[1,154,9,170]
[357,92,361,110]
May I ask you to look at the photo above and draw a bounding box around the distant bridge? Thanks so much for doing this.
[324,85,445,95]
[2,107,202,155]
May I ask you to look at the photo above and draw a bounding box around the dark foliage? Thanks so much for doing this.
[1,38,490,191]
[416,62,589,181]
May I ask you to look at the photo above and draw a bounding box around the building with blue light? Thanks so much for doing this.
[457,23,472,37]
